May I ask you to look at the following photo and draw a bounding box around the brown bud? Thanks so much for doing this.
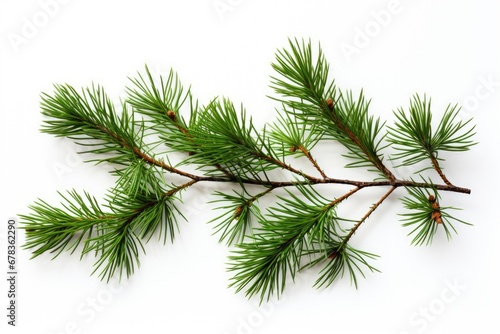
[289,146,297,153]
[326,98,334,111]
[166,110,177,122]
[233,206,244,220]
[428,195,440,210]
[429,195,442,224]
[431,211,443,224]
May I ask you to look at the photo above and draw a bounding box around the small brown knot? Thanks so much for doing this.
[428,195,443,224]
[166,110,177,122]
[326,98,334,112]
[233,206,244,220]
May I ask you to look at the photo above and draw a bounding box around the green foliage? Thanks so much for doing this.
[21,185,181,282]
[126,66,196,152]
[127,67,189,117]
[400,185,472,246]
[209,187,268,245]
[228,184,341,301]
[388,94,476,168]
[271,39,390,178]
[41,84,144,165]
[325,90,388,175]
[271,38,334,110]
[312,242,380,289]
[21,190,104,259]
[113,159,163,199]
[268,109,321,156]
[21,38,476,302]
[183,98,278,178]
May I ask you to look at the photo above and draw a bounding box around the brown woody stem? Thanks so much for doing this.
[298,145,328,179]
[342,186,396,245]
[431,154,453,186]
[133,146,471,194]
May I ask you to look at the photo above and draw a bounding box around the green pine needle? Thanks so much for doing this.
[388,94,476,168]
[400,185,472,246]
[209,188,268,245]
[314,242,380,289]
[228,183,342,301]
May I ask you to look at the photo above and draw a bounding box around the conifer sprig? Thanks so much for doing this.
[388,95,476,182]
[41,84,144,165]
[21,38,476,302]
[271,39,393,180]
[228,183,349,301]
[400,185,471,246]
[209,187,271,245]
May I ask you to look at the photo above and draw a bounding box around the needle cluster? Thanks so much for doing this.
[21,39,476,302]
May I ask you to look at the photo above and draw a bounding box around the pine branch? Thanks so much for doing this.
[228,183,355,301]
[270,39,394,181]
[21,180,195,281]
[400,184,471,246]
[387,94,476,180]
[210,187,272,245]
[20,38,476,302]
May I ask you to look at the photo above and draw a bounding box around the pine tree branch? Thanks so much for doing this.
[22,38,476,301]
[125,123,468,194]
[163,174,471,194]
[325,98,395,181]
[131,146,199,179]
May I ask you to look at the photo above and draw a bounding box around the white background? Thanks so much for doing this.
[1,1,499,333]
